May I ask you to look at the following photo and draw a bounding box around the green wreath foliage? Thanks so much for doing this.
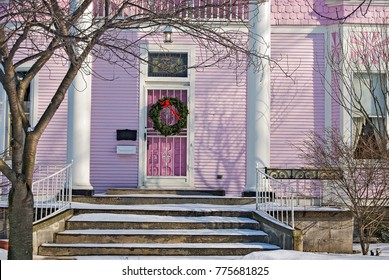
[149,97,189,136]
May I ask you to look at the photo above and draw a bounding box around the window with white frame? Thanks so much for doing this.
[352,73,388,158]
[147,52,188,78]
[4,71,34,157]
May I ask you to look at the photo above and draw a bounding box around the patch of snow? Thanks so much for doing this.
[93,194,251,199]
[71,202,257,212]
[59,228,267,236]
[69,213,258,224]
[0,249,7,260]
[2,244,389,260]
[40,242,280,249]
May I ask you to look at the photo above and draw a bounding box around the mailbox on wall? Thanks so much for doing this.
[117,129,137,141]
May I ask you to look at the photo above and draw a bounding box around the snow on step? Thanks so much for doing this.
[69,213,258,224]
[41,242,280,250]
[59,229,268,236]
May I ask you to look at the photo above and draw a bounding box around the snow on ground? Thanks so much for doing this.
[243,243,389,260]
[1,243,389,260]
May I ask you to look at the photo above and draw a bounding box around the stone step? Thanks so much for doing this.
[55,228,269,244]
[37,191,280,258]
[72,205,254,218]
[105,188,226,196]
[72,194,256,206]
[38,242,280,256]
[65,213,260,230]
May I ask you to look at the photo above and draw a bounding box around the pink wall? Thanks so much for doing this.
[86,32,327,195]
[90,58,140,193]
[270,33,326,168]
[194,59,247,195]
[36,61,69,165]
[27,1,386,195]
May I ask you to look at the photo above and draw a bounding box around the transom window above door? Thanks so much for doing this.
[148,52,188,78]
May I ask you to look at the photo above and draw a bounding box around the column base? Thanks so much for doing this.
[242,191,256,197]
[72,184,94,196]
[72,189,94,196]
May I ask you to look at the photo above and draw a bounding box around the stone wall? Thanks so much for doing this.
[294,208,354,253]
[32,210,73,255]
[253,208,354,253]
[251,211,303,251]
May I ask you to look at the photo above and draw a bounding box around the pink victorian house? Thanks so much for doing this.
[1,0,388,197]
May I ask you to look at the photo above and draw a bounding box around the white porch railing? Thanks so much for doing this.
[32,162,73,222]
[95,0,249,21]
[256,166,295,228]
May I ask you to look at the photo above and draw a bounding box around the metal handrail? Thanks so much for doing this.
[256,165,295,228]
[32,162,73,223]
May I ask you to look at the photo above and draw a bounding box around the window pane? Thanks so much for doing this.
[353,73,386,116]
[352,73,387,158]
[148,52,188,77]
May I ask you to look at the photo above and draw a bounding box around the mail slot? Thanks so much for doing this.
[117,129,137,141]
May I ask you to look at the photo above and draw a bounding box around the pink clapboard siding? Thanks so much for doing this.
[90,57,140,193]
[194,60,247,195]
[171,27,249,196]
[7,48,69,166]
[36,60,69,165]
[80,31,327,195]
[270,33,326,168]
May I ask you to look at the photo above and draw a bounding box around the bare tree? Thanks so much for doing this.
[0,0,284,259]
[300,129,389,255]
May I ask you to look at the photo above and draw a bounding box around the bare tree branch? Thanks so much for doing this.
[305,0,373,23]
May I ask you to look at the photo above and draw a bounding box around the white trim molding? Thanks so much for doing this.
[326,0,388,6]
[0,65,38,156]
[139,43,196,189]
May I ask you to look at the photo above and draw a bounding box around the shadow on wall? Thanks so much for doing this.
[194,69,247,196]
[270,32,326,168]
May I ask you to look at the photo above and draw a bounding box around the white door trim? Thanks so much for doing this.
[138,44,196,189]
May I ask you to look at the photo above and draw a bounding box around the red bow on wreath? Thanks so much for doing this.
[160,99,180,121]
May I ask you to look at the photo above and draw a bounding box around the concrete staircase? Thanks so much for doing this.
[38,189,280,258]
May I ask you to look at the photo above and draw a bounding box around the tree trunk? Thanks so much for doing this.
[358,226,370,256]
[7,180,34,260]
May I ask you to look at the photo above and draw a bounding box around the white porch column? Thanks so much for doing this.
[245,0,271,193]
[67,0,93,194]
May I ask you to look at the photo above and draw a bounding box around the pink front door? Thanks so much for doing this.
[145,89,189,185]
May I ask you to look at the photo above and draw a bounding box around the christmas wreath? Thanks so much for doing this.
[149,97,189,136]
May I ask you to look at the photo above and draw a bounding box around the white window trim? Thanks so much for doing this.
[335,26,389,145]
[1,67,38,156]
[326,0,388,6]
[16,67,38,127]
[349,72,389,146]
